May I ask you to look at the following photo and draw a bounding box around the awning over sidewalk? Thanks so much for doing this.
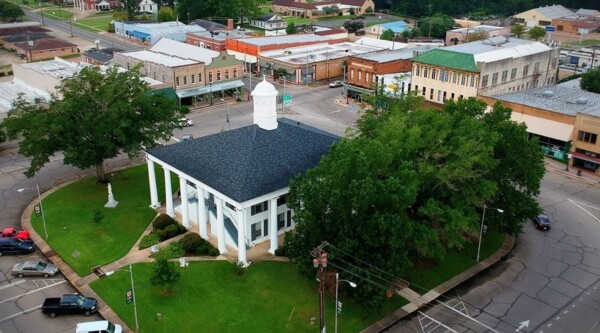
[129,30,150,39]
[510,113,574,142]
[176,80,245,98]
[572,152,600,164]
[347,84,375,95]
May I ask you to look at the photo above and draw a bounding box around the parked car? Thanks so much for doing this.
[1,227,30,240]
[178,117,193,127]
[76,320,122,333]
[181,134,193,141]
[355,29,366,36]
[41,293,98,318]
[329,80,344,88]
[11,261,58,278]
[534,214,551,230]
[0,238,35,256]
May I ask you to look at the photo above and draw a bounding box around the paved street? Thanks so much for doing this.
[387,170,600,333]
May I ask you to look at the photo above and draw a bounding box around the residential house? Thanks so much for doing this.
[145,78,339,265]
[272,0,375,19]
[480,79,600,173]
[138,0,158,14]
[410,37,559,105]
[14,38,78,62]
[514,4,573,27]
[575,9,600,18]
[250,14,288,31]
[73,0,121,11]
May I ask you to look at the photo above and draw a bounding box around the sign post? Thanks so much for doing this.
[545,25,556,42]
[126,289,133,304]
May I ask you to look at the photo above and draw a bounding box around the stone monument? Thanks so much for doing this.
[104,182,119,208]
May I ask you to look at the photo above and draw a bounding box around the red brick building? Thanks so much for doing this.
[15,38,78,62]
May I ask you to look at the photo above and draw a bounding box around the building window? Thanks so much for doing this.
[578,130,598,144]
[277,194,288,206]
[501,70,508,83]
[415,66,420,76]
[183,76,187,85]
[199,73,202,82]
[451,92,455,100]
[491,72,498,85]
[452,72,457,84]
[208,72,213,83]
[233,68,238,78]
[277,213,285,230]
[424,68,428,78]
[217,71,221,81]
[470,75,475,87]
[225,69,230,80]
[431,69,436,80]
[251,201,268,216]
[251,222,262,241]
[350,69,354,79]
[176,77,180,86]
[511,68,517,80]
[481,75,488,87]
[523,65,529,76]
[191,75,195,83]
[460,74,466,85]
[437,90,442,101]
[358,70,362,81]
[225,202,236,210]
[365,72,369,83]
[429,88,434,100]
[422,86,426,96]
[534,62,540,73]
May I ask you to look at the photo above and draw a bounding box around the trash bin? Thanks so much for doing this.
[577,169,582,176]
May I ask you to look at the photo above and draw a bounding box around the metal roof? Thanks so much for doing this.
[492,84,600,116]
[533,5,573,19]
[444,37,552,63]
[352,45,437,63]
[260,42,383,65]
[150,38,219,65]
[19,58,88,79]
[242,34,332,46]
[117,50,197,67]
[0,79,50,115]
[449,25,506,33]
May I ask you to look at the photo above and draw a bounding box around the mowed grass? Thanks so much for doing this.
[73,15,113,32]
[406,231,506,292]
[30,163,178,277]
[91,261,408,333]
[41,7,73,20]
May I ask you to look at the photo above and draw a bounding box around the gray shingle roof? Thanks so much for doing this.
[148,118,339,203]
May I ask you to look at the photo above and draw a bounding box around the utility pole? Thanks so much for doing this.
[311,242,329,333]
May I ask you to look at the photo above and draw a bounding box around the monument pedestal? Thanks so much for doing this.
[105,194,119,208]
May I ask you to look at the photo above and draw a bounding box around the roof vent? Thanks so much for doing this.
[541,90,554,97]
[575,97,588,105]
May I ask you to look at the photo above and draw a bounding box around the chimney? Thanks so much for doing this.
[227,19,234,30]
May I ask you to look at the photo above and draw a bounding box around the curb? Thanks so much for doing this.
[360,234,516,333]
[545,165,599,186]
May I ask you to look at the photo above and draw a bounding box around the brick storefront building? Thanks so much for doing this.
[14,38,78,62]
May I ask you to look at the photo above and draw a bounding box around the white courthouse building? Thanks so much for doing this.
[145,78,338,264]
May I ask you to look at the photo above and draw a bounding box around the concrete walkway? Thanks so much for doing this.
[21,159,598,333]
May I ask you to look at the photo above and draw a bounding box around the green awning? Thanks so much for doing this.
[147,87,177,100]
[346,84,374,95]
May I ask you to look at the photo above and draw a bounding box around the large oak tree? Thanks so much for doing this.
[285,95,544,308]
[1,65,179,182]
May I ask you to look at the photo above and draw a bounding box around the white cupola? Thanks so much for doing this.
[251,76,279,130]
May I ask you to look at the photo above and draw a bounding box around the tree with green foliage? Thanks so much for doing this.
[365,6,374,15]
[149,254,181,293]
[120,0,139,20]
[286,22,297,35]
[285,96,544,309]
[467,30,489,42]
[580,68,600,93]
[417,14,454,38]
[0,66,180,183]
[176,0,266,27]
[343,19,365,32]
[511,24,525,38]
[380,29,395,41]
[528,26,546,41]
[157,6,177,22]
[0,1,25,22]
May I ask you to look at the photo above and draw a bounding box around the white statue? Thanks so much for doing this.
[107,183,113,197]
[105,182,119,208]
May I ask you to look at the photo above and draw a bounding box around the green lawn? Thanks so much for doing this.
[564,39,600,47]
[91,261,408,333]
[406,231,506,292]
[31,163,178,277]
[73,15,113,32]
[41,7,73,20]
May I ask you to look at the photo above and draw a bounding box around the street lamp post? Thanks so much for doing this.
[39,1,45,26]
[335,273,357,333]
[221,98,231,130]
[27,40,33,63]
[477,204,504,262]
[106,264,139,333]
[305,54,315,87]
[69,17,74,37]
[18,185,48,239]
[313,252,328,333]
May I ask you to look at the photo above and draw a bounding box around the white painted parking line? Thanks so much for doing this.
[0,305,42,323]
[0,280,66,305]
[171,136,180,142]
[568,199,600,223]
[0,279,26,291]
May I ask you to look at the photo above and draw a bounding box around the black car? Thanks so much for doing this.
[534,214,551,230]
[0,238,35,256]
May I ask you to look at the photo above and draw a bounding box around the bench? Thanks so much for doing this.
[91,265,106,278]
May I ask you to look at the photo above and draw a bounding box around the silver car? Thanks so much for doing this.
[11,261,59,278]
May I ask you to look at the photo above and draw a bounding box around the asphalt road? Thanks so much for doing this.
[387,171,600,333]
[0,81,354,332]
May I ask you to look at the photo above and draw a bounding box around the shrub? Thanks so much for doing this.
[139,234,160,249]
[180,105,190,114]
[208,247,220,256]
[274,246,286,257]
[179,233,203,253]
[232,261,245,275]
[7,71,13,75]
[152,213,176,230]
[160,242,185,259]
[155,229,168,241]
[164,224,181,238]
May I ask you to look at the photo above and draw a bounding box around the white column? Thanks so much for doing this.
[164,168,174,217]
[197,186,208,239]
[216,197,227,253]
[237,208,247,264]
[147,159,159,208]
[268,197,278,254]
[179,175,190,229]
